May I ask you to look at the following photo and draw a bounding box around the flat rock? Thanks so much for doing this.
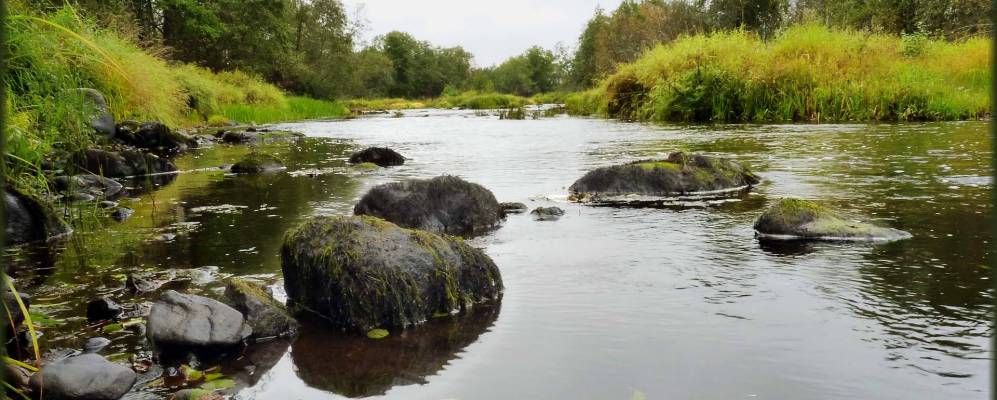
[348,147,405,167]
[29,353,136,400]
[147,290,251,348]
[754,198,912,241]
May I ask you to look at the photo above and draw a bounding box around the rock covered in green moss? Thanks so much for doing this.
[230,154,284,173]
[754,198,912,241]
[224,278,298,339]
[354,175,501,236]
[349,147,405,167]
[568,152,760,203]
[4,187,72,245]
[281,215,503,331]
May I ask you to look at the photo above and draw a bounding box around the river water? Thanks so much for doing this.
[4,110,992,399]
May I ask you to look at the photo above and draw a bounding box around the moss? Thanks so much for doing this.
[758,198,832,228]
[366,328,390,339]
[754,198,911,240]
[633,161,681,172]
[353,162,380,170]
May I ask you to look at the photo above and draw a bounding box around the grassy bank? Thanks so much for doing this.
[566,23,990,122]
[347,91,531,111]
[4,3,347,191]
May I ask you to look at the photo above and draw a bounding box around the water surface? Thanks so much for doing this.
[5,110,991,399]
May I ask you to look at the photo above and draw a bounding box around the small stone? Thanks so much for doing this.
[531,206,565,221]
[29,353,136,400]
[111,207,134,222]
[86,297,123,322]
[84,337,112,353]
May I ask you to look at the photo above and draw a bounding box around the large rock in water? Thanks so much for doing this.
[354,175,501,236]
[281,216,503,330]
[754,198,912,241]
[53,175,124,199]
[115,121,197,156]
[349,147,405,167]
[568,152,760,202]
[230,154,284,173]
[4,188,71,245]
[224,278,298,338]
[80,148,177,178]
[29,353,136,400]
[147,290,251,348]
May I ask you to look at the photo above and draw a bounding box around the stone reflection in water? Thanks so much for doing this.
[291,304,500,398]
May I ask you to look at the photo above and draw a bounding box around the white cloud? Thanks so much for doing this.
[344,0,624,67]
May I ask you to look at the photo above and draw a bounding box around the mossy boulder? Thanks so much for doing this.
[4,187,71,245]
[280,215,503,331]
[498,202,528,215]
[354,175,501,236]
[754,198,912,241]
[568,152,760,203]
[224,278,298,339]
[230,154,284,174]
[348,147,405,167]
[531,206,565,221]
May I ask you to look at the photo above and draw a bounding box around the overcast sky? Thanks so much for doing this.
[343,1,625,67]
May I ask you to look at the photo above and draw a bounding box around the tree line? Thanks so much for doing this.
[32,0,993,99]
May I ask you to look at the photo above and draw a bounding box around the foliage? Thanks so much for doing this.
[220,96,349,124]
[567,23,990,122]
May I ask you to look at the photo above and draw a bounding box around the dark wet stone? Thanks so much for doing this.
[531,206,565,221]
[53,175,124,198]
[281,216,503,331]
[230,154,284,174]
[111,207,135,222]
[29,353,136,400]
[348,147,405,167]
[68,192,96,202]
[84,337,112,353]
[569,152,760,202]
[4,187,72,246]
[115,121,197,156]
[220,131,258,144]
[99,200,119,209]
[498,202,528,215]
[87,297,123,322]
[754,198,912,241]
[77,88,115,138]
[354,175,501,236]
[80,148,177,178]
[147,290,251,348]
[224,278,298,339]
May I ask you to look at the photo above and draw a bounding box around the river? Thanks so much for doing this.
[4,110,991,399]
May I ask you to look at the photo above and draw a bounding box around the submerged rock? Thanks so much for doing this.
[354,175,501,236]
[281,216,503,331]
[348,147,405,167]
[4,188,72,245]
[498,202,528,215]
[80,148,177,178]
[111,207,134,222]
[754,198,912,241]
[83,337,112,353]
[224,278,298,339]
[115,121,197,156]
[29,353,136,400]
[531,206,565,221]
[230,154,285,173]
[86,297,123,322]
[568,152,760,203]
[147,290,251,348]
[220,131,258,144]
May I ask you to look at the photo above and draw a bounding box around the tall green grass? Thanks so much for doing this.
[220,96,349,124]
[566,23,990,122]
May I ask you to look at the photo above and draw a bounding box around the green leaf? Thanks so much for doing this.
[366,328,389,339]
[103,323,124,333]
[199,378,235,391]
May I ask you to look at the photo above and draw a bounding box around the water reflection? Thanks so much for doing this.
[291,305,500,398]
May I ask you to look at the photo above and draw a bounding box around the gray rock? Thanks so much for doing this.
[498,202,528,215]
[224,278,298,339]
[354,175,501,236]
[77,88,115,138]
[81,148,177,178]
[754,198,912,241]
[53,175,124,198]
[115,121,197,156]
[569,152,760,203]
[348,147,405,167]
[531,206,565,221]
[99,201,119,209]
[230,154,284,174]
[147,290,251,347]
[29,353,136,400]
[281,216,503,330]
[4,188,71,245]
[84,337,112,353]
[87,297,123,322]
[111,207,134,222]
[220,131,258,144]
